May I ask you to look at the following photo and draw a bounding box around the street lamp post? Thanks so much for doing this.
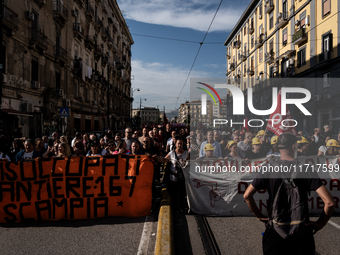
[130,88,140,126]
[139,98,147,127]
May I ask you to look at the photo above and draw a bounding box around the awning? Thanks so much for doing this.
[2,108,34,117]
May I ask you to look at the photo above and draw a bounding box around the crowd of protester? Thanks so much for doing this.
[0,123,339,212]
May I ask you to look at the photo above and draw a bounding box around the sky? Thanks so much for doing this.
[116,0,252,112]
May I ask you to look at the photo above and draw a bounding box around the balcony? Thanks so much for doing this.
[292,28,307,45]
[54,46,68,63]
[241,53,247,62]
[248,25,254,35]
[73,23,84,40]
[247,67,254,76]
[228,62,235,72]
[30,28,48,51]
[226,52,231,59]
[85,35,95,50]
[276,12,289,29]
[255,34,264,49]
[94,45,102,61]
[264,51,275,64]
[3,5,19,34]
[75,0,84,7]
[319,50,331,63]
[108,36,114,49]
[102,0,108,14]
[95,17,103,33]
[53,0,68,25]
[72,58,82,76]
[85,2,94,21]
[265,0,274,14]
[101,29,108,42]
[34,0,46,7]
[101,54,108,67]
[233,41,241,49]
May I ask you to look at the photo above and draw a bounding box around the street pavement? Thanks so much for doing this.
[174,214,340,255]
[0,215,158,255]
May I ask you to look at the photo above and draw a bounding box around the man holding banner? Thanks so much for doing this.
[244,132,335,255]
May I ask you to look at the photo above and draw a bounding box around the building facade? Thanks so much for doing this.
[224,0,340,134]
[189,100,213,127]
[132,107,160,126]
[1,0,133,137]
[178,102,189,123]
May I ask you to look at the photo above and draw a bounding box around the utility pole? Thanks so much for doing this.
[0,0,4,135]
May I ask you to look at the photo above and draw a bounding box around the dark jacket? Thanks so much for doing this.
[13,150,42,161]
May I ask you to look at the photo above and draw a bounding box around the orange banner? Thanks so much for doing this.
[0,155,154,223]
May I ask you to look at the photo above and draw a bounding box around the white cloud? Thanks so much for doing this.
[117,0,246,32]
[131,60,209,110]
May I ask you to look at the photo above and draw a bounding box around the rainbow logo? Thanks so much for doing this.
[196,82,223,106]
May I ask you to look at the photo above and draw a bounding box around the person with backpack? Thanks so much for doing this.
[243,132,335,255]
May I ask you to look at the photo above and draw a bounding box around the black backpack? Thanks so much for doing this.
[269,164,306,239]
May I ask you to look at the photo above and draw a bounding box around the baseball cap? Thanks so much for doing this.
[277,133,301,149]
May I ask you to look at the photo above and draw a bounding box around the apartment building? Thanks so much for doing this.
[224,0,340,134]
[132,107,160,125]
[189,100,213,127]
[1,0,133,137]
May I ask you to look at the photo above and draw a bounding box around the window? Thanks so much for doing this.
[244,26,247,35]
[56,72,61,90]
[282,28,288,45]
[244,63,247,74]
[238,50,241,61]
[269,65,274,77]
[259,47,263,62]
[323,33,331,52]
[259,5,262,17]
[31,57,38,82]
[322,0,330,17]
[323,73,330,87]
[269,12,274,29]
[283,0,287,17]
[244,44,247,56]
[269,39,274,53]
[74,80,79,98]
[251,57,254,70]
[1,43,6,74]
[299,11,306,28]
[251,35,254,48]
[297,47,306,67]
[281,59,288,77]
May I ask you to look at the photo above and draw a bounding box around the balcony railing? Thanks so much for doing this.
[228,62,235,71]
[85,35,95,50]
[233,41,241,49]
[75,0,84,7]
[292,28,307,45]
[73,23,84,39]
[95,17,103,32]
[3,5,19,32]
[85,2,94,19]
[277,12,289,29]
[255,34,264,49]
[248,25,254,35]
[30,28,48,50]
[264,51,275,63]
[265,0,274,13]
[226,52,231,59]
[247,67,254,76]
[34,0,46,7]
[53,0,68,23]
[54,46,68,63]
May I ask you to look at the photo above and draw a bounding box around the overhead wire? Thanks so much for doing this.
[175,0,225,108]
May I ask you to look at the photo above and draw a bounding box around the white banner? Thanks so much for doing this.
[185,156,340,216]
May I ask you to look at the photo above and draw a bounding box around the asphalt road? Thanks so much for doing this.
[0,215,159,255]
[174,214,340,255]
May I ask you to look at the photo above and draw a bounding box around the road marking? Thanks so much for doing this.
[137,215,153,255]
[328,220,340,230]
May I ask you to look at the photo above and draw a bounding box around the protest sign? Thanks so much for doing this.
[0,155,153,223]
